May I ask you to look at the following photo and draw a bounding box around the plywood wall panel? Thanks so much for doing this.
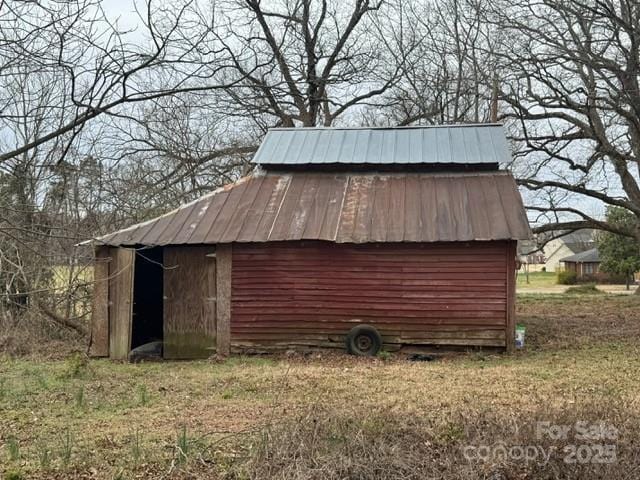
[163,246,216,359]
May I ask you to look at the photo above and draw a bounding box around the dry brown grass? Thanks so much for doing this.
[1,294,639,479]
[517,294,640,350]
[0,310,85,359]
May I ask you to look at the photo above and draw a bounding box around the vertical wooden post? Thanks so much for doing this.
[88,246,110,357]
[505,241,517,353]
[216,244,232,357]
[109,248,136,360]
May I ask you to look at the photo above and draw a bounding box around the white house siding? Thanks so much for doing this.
[544,241,577,272]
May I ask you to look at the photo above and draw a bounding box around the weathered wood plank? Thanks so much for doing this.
[163,246,216,359]
[216,244,232,357]
[109,248,135,360]
[89,246,110,357]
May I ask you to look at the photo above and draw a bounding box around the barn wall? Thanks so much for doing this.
[231,241,511,350]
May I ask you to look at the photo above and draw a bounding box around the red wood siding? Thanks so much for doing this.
[231,241,511,349]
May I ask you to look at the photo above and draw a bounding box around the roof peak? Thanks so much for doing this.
[253,124,510,168]
[267,123,504,131]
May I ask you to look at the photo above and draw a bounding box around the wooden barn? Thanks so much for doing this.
[86,125,531,360]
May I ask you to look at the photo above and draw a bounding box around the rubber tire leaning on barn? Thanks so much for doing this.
[345,325,382,356]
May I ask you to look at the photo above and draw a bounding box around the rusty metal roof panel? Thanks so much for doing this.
[89,172,530,246]
[252,124,510,166]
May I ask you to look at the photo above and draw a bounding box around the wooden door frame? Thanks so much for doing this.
[108,247,136,360]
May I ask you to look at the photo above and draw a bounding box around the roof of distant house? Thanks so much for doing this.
[541,229,595,254]
[560,247,600,263]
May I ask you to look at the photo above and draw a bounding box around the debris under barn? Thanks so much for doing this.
[85,124,531,359]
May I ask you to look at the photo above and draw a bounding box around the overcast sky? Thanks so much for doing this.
[102,0,145,35]
[97,0,610,224]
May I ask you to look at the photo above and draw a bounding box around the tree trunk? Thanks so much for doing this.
[37,302,88,336]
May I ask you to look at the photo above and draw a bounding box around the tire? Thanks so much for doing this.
[345,325,382,356]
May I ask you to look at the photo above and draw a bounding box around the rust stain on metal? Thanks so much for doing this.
[95,172,531,246]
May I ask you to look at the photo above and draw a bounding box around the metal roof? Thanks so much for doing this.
[560,248,600,263]
[90,171,531,246]
[252,124,510,166]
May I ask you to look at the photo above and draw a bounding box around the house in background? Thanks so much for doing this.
[543,230,595,272]
[560,248,600,279]
[518,239,545,272]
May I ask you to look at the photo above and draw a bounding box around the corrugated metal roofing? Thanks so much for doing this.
[90,172,531,246]
[252,124,510,166]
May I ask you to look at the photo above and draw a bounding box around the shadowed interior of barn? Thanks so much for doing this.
[85,125,531,360]
[131,247,164,350]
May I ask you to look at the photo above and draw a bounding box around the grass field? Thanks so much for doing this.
[1,294,640,479]
[516,270,557,288]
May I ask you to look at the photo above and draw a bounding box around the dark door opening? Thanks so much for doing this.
[131,247,164,350]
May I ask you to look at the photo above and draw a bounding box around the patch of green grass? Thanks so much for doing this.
[3,470,24,480]
[74,385,85,409]
[130,428,143,467]
[0,295,638,477]
[59,428,74,467]
[176,425,190,464]
[516,270,556,287]
[36,442,51,470]
[137,384,149,406]
[377,350,392,361]
[6,435,20,461]
[437,421,465,444]
[0,377,7,400]
[62,353,90,379]
[33,371,49,390]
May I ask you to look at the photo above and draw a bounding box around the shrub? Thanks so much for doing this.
[565,284,603,295]
[377,350,392,362]
[62,352,90,379]
[557,270,577,285]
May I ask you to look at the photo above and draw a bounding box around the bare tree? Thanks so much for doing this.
[0,0,244,165]
[207,0,411,127]
[0,0,246,332]
[380,0,503,127]
[487,0,640,241]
